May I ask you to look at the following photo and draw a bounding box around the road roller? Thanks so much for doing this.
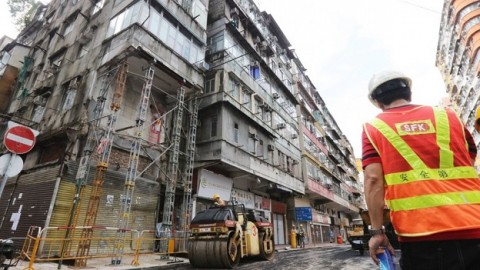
[188,203,275,268]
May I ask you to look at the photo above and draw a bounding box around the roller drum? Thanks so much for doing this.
[259,232,275,261]
[188,234,240,269]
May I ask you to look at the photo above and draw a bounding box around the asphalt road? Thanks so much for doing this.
[162,245,401,270]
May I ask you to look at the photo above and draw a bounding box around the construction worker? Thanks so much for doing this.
[212,194,225,206]
[297,224,305,248]
[362,70,480,269]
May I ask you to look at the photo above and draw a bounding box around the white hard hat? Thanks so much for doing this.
[368,70,412,108]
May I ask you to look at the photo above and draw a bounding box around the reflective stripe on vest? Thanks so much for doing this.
[388,190,480,211]
[434,107,454,168]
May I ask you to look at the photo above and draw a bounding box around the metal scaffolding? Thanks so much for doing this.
[74,62,128,267]
[179,97,198,251]
[159,87,185,258]
[111,65,154,265]
[64,58,199,267]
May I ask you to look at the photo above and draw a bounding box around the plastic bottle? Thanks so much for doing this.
[376,247,395,270]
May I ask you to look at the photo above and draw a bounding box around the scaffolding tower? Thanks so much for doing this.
[179,97,198,251]
[75,62,128,267]
[159,87,185,257]
[111,65,154,265]
[60,70,114,262]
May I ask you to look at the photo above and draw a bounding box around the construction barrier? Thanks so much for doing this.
[19,226,190,270]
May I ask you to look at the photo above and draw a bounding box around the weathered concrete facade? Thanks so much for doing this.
[0,0,360,253]
[0,0,207,256]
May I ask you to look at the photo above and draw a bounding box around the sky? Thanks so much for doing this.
[255,0,446,158]
[0,0,446,158]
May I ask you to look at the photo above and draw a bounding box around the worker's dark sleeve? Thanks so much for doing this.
[362,128,381,169]
[464,126,477,160]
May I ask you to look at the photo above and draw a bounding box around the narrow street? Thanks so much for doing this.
[162,245,401,270]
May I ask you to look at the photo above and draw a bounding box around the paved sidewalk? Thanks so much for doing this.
[7,242,346,270]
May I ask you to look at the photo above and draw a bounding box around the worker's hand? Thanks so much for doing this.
[368,234,395,265]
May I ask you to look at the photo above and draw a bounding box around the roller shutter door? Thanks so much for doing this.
[0,165,60,249]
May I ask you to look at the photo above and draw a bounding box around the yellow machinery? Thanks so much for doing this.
[188,203,275,268]
[475,106,480,132]
[347,218,367,255]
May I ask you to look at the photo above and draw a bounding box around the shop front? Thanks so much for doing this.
[271,200,287,245]
[312,211,332,244]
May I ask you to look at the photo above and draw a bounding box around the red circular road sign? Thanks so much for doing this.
[4,126,36,154]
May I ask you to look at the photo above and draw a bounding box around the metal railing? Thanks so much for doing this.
[19,226,190,270]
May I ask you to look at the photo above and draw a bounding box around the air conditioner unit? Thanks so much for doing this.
[251,60,260,67]
[33,96,46,106]
[250,133,259,141]
[276,123,286,129]
[267,144,275,151]
[69,78,79,89]
[253,36,261,44]
[291,134,298,139]
[326,184,333,190]
[272,93,280,99]
[196,61,210,71]
[230,7,239,16]
[260,41,268,50]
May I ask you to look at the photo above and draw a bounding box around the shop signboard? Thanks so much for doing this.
[231,188,255,209]
[295,207,312,221]
[197,169,233,201]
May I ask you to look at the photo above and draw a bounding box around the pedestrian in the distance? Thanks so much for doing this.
[297,224,305,248]
[362,70,480,270]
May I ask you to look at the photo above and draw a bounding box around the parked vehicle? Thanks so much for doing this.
[347,209,399,256]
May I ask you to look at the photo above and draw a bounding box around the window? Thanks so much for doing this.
[61,78,79,111]
[63,19,75,36]
[47,51,64,78]
[92,0,105,15]
[229,78,239,99]
[242,90,250,107]
[263,109,271,123]
[211,116,217,137]
[234,123,239,143]
[32,105,46,123]
[106,2,142,37]
[78,40,91,58]
[209,32,224,53]
[258,140,264,157]
[50,54,63,68]
[250,64,260,80]
[181,0,193,13]
[205,77,215,93]
[255,99,263,115]
[248,135,257,154]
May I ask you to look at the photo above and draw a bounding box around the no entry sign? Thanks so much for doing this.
[4,125,36,154]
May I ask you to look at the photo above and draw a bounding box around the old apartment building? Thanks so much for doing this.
[0,0,361,257]
[437,0,480,154]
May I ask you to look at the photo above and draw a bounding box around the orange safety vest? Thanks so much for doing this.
[364,105,480,237]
